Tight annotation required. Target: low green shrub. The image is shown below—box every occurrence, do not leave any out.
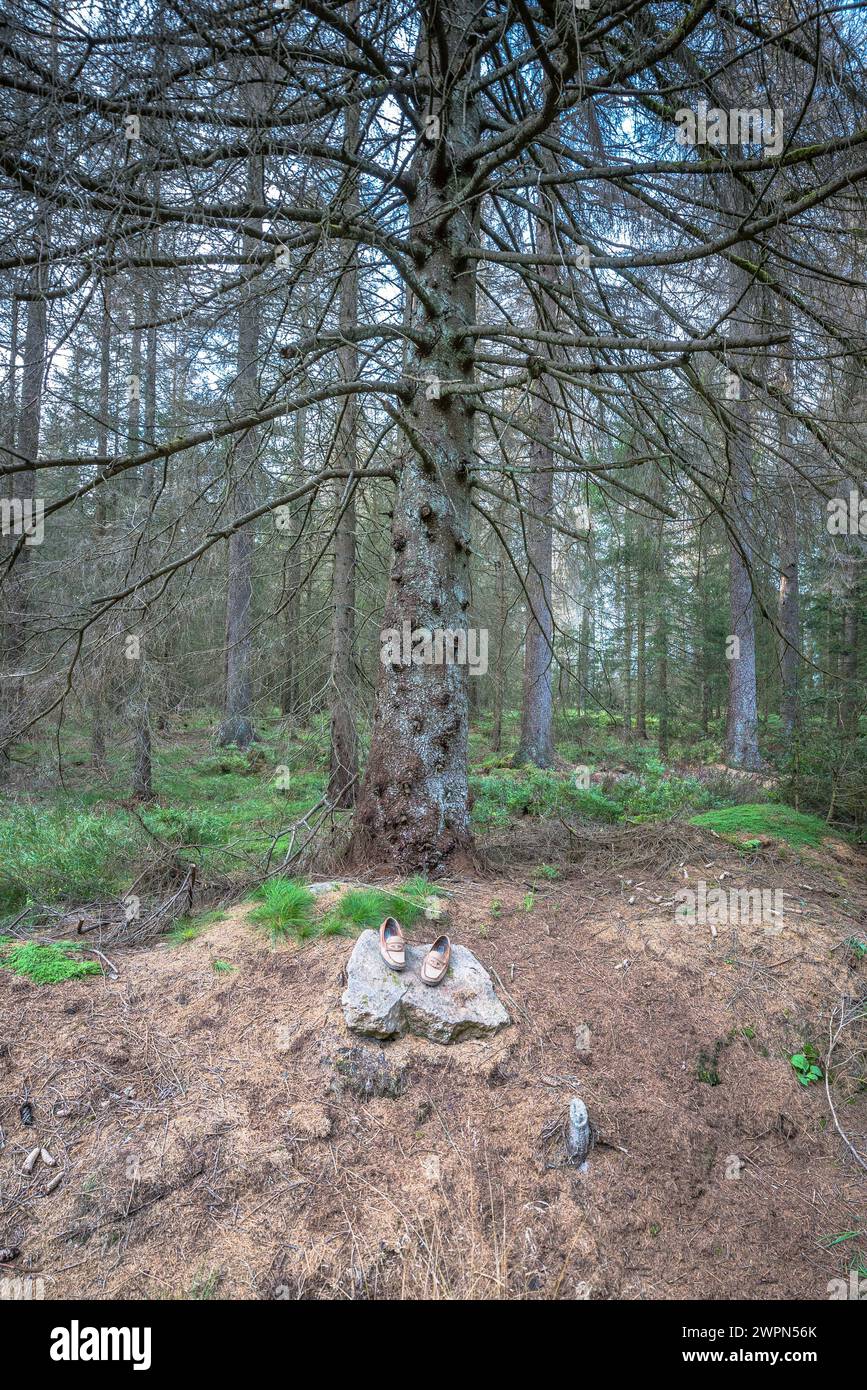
[0,803,137,911]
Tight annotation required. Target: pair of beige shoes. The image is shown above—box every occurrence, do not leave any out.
[379,918,451,985]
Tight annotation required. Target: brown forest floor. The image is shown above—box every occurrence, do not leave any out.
[2,824,866,1300]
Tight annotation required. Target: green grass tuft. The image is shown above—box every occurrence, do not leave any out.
[0,938,101,985]
[319,880,431,938]
[166,908,227,945]
[249,877,316,941]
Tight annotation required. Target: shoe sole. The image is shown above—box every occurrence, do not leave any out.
[380,953,406,971]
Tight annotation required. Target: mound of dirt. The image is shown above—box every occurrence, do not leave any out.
[1,829,865,1300]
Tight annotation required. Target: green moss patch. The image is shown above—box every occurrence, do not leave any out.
[689,803,836,849]
[0,938,102,985]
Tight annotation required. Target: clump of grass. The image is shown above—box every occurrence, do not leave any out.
[167,921,202,944]
[319,880,431,937]
[187,1267,223,1300]
[0,938,101,985]
[696,1040,726,1086]
[249,877,316,941]
[167,908,227,945]
[212,959,234,973]
[141,805,223,847]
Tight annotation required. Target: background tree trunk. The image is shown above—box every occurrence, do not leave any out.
[218,149,262,749]
[7,246,48,674]
[515,190,557,768]
[723,186,761,770]
[327,75,360,807]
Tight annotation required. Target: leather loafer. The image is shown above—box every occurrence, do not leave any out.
[379,916,406,970]
[420,934,451,986]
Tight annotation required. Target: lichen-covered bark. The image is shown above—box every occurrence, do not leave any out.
[350,0,480,870]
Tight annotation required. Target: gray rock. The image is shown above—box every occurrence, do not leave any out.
[342,930,510,1044]
[565,1097,591,1165]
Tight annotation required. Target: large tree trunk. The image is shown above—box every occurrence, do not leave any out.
[327,82,360,807]
[350,0,480,870]
[218,150,262,748]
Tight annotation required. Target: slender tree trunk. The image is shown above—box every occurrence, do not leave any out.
[724,298,761,768]
[0,292,21,778]
[515,190,557,767]
[1,293,18,472]
[840,553,860,732]
[351,0,481,869]
[725,456,761,766]
[6,249,48,674]
[773,334,801,739]
[327,74,360,807]
[719,165,763,768]
[623,557,633,739]
[91,278,112,773]
[695,534,711,736]
[777,474,800,738]
[96,279,112,541]
[280,407,306,718]
[652,473,669,755]
[656,618,669,756]
[129,255,157,801]
[492,552,506,752]
[577,520,595,720]
[636,582,647,739]
[218,149,262,748]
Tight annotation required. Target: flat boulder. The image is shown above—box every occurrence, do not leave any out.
[342,930,510,1044]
